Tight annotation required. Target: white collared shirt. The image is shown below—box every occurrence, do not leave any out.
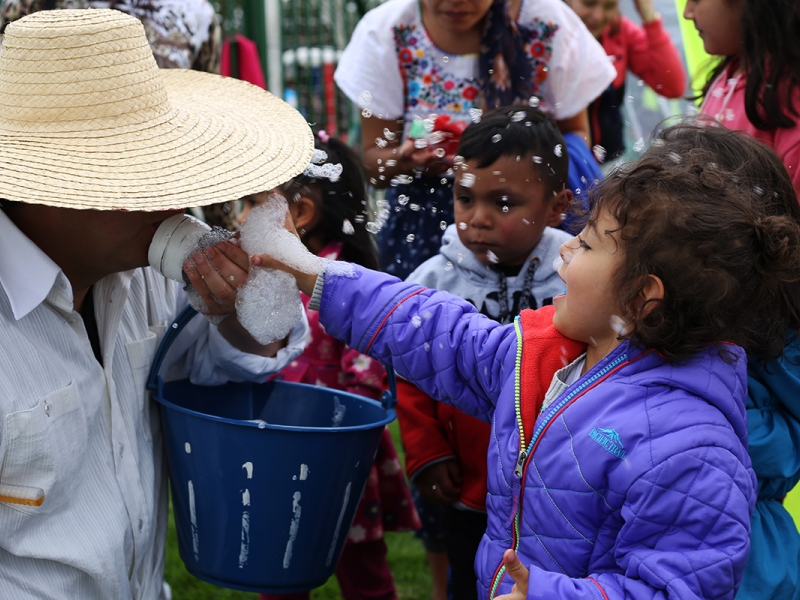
[0,209,307,599]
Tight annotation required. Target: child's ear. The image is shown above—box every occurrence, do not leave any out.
[639,274,665,316]
[547,189,573,227]
[289,195,319,233]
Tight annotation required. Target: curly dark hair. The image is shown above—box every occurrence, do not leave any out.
[457,104,569,197]
[278,136,379,271]
[585,120,800,362]
[699,0,800,130]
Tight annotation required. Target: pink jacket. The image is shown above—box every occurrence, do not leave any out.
[600,16,685,97]
[701,63,800,195]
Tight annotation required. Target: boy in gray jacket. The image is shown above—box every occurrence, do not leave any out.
[396,105,575,600]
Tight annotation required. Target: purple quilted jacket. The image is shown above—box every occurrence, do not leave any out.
[317,266,757,599]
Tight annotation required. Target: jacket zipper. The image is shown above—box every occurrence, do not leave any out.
[488,350,629,599]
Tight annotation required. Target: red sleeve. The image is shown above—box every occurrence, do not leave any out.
[395,378,455,480]
[623,17,686,99]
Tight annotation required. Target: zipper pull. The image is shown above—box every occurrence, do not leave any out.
[513,450,527,477]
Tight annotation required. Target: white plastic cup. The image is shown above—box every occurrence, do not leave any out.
[148,214,212,282]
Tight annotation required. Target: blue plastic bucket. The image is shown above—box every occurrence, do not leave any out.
[147,307,396,593]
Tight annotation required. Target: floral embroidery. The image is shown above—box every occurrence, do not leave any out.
[352,354,374,373]
[393,18,558,115]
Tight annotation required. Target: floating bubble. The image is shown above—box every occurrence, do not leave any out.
[667,152,682,163]
[528,96,540,108]
[414,138,429,149]
[552,256,563,271]
[632,138,646,152]
[411,315,422,328]
[532,156,542,164]
[469,108,483,123]
[511,111,526,122]
[357,90,373,105]
[486,250,499,264]
[383,128,396,141]
[434,147,446,158]
[461,173,476,187]
[554,144,563,158]
[375,137,388,148]
[610,315,630,336]
[592,145,607,163]
[754,185,765,196]
[440,221,448,231]
[342,219,355,235]
[492,134,502,143]
[390,174,414,186]
[444,261,454,271]
[398,194,409,206]
[405,234,416,243]
[458,221,467,230]
[361,108,373,118]
[385,159,398,167]
[442,56,449,63]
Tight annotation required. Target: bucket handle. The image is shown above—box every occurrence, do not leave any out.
[381,366,398,412]
[147,304,399,411]
[146,304,198,393]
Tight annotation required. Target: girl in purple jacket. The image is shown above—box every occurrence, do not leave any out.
[250,122,800,600]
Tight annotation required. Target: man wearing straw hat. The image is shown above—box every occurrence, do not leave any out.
[0,9,314,599]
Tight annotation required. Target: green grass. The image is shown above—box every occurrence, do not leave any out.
[164,421,431,600]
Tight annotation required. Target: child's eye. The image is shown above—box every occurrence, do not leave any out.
[578,236,591,250]
[456,195,473,205]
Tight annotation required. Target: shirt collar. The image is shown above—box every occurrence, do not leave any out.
[0,207,64,320]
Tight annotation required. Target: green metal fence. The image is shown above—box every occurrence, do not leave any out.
[215,0,384,143]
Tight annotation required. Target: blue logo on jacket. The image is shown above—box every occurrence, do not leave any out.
[589,427,627,459]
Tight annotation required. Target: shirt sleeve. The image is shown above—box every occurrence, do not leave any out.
[167,285,310,386]
[317,264,513,423]
[333,3,406,120]
[533,1,616,120]
[623,17,686,99]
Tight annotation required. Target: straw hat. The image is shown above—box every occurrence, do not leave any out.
[0,9,314,211]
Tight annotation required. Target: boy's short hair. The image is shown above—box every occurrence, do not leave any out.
[457,105,569,197]
[586,120,800,362]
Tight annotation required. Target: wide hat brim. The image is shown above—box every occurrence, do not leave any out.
[0,11,314,211]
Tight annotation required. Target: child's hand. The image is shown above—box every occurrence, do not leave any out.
[632,0,658,23]
[399,138,452,175]
[251,212,318,296]
[183,239,249,319]
[495,550,529,600]
[252,252,318,297]
[416,460,462,505]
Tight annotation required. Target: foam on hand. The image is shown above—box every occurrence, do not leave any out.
[237,193,355,345]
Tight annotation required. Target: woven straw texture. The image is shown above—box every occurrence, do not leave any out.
[0,9,314,211]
